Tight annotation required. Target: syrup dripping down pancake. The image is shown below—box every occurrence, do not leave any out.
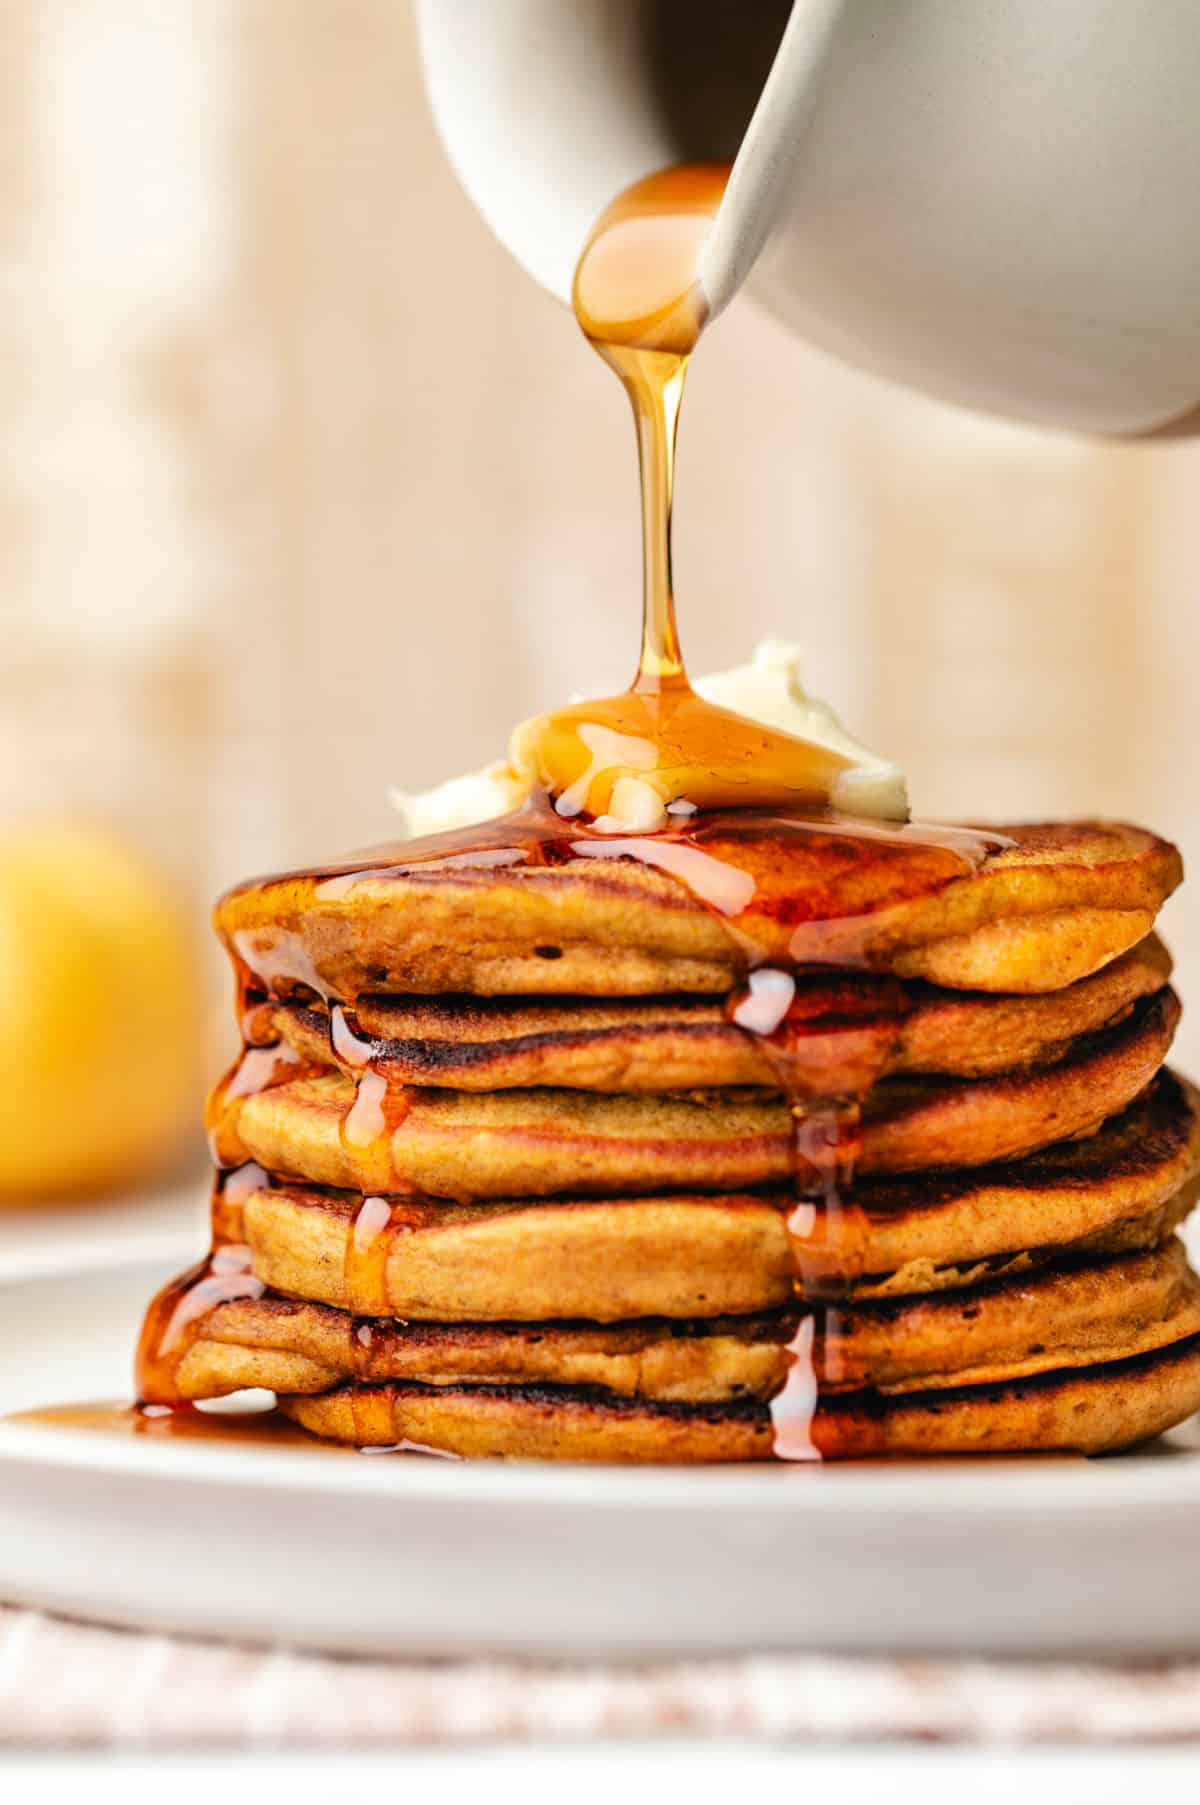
[259,937,1170,1094]
[277,1332,1200,1461]
[217,1074,1200,1321]
[210,989,1178,1199]
[219,819,1179,1000]
[161,1240,1200,1407]
[116,145,1200,1468]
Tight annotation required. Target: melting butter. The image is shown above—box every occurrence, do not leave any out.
[695,640,907,820]
[391,642,907,835]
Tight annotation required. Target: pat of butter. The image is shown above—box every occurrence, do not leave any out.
[695,640,908,820]
[392,760,528,839]
[391,641,907,835]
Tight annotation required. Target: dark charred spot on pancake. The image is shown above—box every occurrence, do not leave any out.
[265,1176,449,1234]
[281,1306,796,1348]
[535,945,564,960]
[313,1332,1200,1429]
[275,981,320,1005]
[327,1378,772,1426]
[387,1036,491,1073]
[293,1005,329,1038]
[394,861,702,912]
[389,1019,730,1074]
[285,992,744,1076]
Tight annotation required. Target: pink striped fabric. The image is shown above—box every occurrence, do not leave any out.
[1,1605,1200,1746]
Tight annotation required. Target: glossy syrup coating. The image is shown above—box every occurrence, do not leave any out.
[122,168,1181,1462]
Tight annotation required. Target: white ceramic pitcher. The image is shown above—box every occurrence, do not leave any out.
[416,0,1200,435]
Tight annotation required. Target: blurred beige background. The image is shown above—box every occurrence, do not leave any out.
[6,0,1200,1067]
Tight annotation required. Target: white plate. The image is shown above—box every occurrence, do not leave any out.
[3,1257,1200,1661]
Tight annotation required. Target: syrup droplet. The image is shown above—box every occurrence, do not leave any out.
[341,1070,389,1152]
[344,1195,396,1317]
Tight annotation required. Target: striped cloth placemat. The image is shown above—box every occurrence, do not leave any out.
[3,1606,1200,1746]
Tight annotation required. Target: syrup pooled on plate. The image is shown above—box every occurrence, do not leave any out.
[10,1399,323,1449]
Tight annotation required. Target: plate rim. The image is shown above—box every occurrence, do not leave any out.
[4,1253,1200,1518]
[4,1412,1200,1516]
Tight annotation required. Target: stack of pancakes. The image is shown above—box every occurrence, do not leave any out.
[137,817,1200,1460]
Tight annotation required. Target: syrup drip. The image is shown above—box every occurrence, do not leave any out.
[138,977,328,1407]
[345,1195,396,1316]
[341,1070,389,1151]
[723,964,906,1455]
[330,1002,374,1067]
[135,1162,269,1406]
[334,1014,418,1440]
[220,1041,306,1104]
[136,1001,418,1426]
[205,1040,317,1171]
[232,957,269,1040]
[331,1002,413,1176]
[339,1069,413,1197]
[341,1197,418,1442]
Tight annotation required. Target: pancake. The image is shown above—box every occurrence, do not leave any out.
[228,1073,1200,1319]
[259,935,1171,1094]
[278,1331,1200,1460]
[218,820,1180,1000]
[164,1240,1200,1406]
[212,989,1178,1199]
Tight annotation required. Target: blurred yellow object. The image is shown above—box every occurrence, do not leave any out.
[0,819,201,1202]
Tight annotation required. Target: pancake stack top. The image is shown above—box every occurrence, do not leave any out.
[135,807,1200,1461]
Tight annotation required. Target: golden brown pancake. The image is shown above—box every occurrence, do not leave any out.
[832,1237,1200,1393]
[134,793,1199,1465]
[228,1073,1200,1319]
[166,1240,1200,1406]
[260,936,1171,1094]
[279,1331,1200,1460]
[219,820,1179,1000]
[213,989,1178,1199]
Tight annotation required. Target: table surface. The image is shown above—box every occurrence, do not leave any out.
[8,1747,1200,1803]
